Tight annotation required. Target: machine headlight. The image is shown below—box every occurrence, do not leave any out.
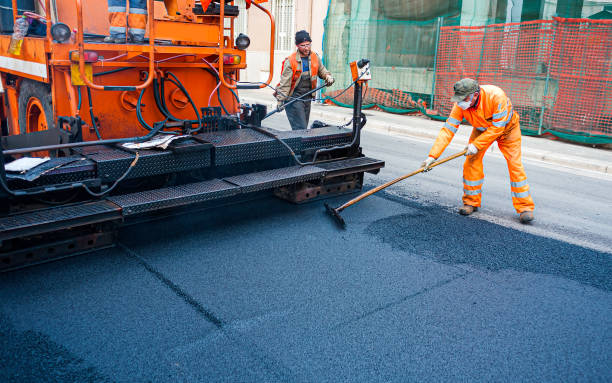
[51,23,72,43]
[235,33,250,50]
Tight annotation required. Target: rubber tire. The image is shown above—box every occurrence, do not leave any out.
[18,79,54,134]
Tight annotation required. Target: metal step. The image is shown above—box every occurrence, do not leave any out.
[107,179,239,216]
[0,201,121,241]
[224,165,325,193]
[314,157,385,177]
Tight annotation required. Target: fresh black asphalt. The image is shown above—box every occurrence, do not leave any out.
[1,126,611,382]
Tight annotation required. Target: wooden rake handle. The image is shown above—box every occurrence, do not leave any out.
[336,149,468,212]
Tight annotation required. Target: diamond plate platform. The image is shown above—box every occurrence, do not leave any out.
[107,179,239,216]
[79,143,211,182]
[0,201,121,241]
[223,165,325,193]
[198,129,290,166]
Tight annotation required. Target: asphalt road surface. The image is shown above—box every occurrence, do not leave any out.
[1,115,611,382]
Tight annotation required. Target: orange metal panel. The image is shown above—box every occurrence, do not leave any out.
[54,67,239,141]
[55,0,110,36]
[0,36,49,82]
[153,20,221,44]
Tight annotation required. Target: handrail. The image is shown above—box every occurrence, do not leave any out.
[75,0,155,91]
[218,0,275,89]
[11,0,16,23]
[45,0,51,45]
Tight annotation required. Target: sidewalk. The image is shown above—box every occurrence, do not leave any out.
[238,89,612,175]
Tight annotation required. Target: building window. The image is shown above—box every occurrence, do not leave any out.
[270,0,295,51]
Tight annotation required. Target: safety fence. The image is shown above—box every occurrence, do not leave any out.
[324,87,444,120]
[433,17,612,143]
[323,10,612,144]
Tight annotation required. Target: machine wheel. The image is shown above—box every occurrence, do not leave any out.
[18,79,54,134]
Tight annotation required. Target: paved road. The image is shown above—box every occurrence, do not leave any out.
[1,117,611,382]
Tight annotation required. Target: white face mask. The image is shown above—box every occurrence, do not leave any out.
[457,93,474,110]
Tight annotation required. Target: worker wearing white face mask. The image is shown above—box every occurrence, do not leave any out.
[420,78,535,224]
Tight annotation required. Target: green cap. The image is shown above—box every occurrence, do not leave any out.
[450,78,479,102]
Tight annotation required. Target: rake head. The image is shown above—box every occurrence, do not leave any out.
[324,203,346,228]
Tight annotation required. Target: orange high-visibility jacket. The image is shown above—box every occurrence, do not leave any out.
[429,85,519,159]
[275,51,332,101]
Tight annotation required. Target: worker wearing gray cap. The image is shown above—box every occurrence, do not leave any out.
[421,78,535,223]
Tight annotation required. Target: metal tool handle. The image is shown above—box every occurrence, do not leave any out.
[336,148,468,212]
[263,83,327,120]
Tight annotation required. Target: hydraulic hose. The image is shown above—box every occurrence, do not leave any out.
[165,71,202,132]
[153,78,180,122]
[86,87,102,139]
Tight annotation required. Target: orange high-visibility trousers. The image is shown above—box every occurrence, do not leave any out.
[108,0,147,39]
[462,123,535,213]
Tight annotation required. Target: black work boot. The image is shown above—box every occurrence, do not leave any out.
[519,211,534,224]
[103,35,126,44]
[458,204,477,216]
[129,33,145,44]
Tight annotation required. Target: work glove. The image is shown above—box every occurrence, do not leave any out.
[324,75,335,86]
[421,156,436,172]
[465,143,478,156]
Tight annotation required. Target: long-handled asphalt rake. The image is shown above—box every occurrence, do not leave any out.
[324,149,468,227]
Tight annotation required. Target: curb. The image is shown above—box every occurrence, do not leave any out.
[241,96,611,175]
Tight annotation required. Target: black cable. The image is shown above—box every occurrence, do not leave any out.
[136,87,156,132]
[86,87,102,139]
[77,86,82,111]
[93,67,134,77]
[153,78,180,122]
[199,68,231,116]
[223,73,241,104]
[81,152,140,197]
[165,71,202,132]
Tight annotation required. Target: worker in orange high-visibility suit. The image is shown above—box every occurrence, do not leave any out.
[421,78,535,223]
[105,0,148,44]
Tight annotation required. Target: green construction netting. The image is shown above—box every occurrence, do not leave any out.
[322,0,461,116]
[321,0,612,144]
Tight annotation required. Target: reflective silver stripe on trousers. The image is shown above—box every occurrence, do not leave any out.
[448,117,461,125]
[476,127,487,132]
[512,191,530,198]
[463,178,484,186]
[444,122,458,133]
[510,179,528,188]
[464,189,482,195]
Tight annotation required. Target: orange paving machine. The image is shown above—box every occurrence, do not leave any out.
[0,0,384,270]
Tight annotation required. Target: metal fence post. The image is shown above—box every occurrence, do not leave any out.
[430,16,442,109]
[475,25,488,79]
[538,20,558,135]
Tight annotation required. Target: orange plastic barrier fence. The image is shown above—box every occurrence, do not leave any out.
[433,17,612,143]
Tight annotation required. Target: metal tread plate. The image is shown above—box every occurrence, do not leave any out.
[198,129,292,165]
[78,144,211,182]
[0,201,121,241]
[274,127,353,151]
[107,179,239,216]
[223,165,325,193]
[314,156,385,176]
